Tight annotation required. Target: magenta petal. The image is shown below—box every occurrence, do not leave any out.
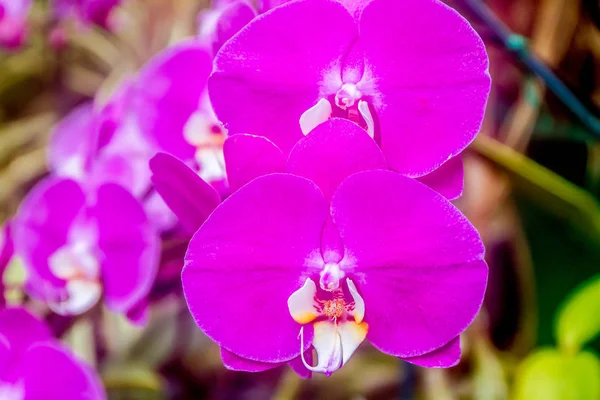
[221,348,282,372]
[0,0,31,49]
[211,1,256,54]
[183,174,328,362]
[93,183,160,313]
[287,118,386,200]
[416,156,464,200]
[223,134,286,192]
[22,343,106,400]
[48,102,96,178]
[331,171,487,357]
[337,0,371,17]
[288,350,312,379]
[0,333,10,374]
[0,308,51,357]
[0,0,31,17]
[13,178,86,290]
[126,299,149,326]
[209,0,357,153]
[134,40,212,160]
[402,336,461,368]
[360,0,490,176]
[79,0,121,29]
[150,153,221,233]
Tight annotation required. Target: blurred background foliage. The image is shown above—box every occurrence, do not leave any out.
[2,0,600,399]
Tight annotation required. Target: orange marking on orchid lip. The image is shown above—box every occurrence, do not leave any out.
[293,312,318,325]
[323,298,345,320]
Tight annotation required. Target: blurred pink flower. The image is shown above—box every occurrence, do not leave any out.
[12,177,159,320]
[0,307,105,399]
[0,0,30,49]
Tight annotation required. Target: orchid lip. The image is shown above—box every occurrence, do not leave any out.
[288,278,368,375]
[299,98,332,135]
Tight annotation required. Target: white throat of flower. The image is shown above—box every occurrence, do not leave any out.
[183,107,228,183]
[0,381,24,400]
[48,239,101,315]
[299,96,374,138]
[287,277,368,375]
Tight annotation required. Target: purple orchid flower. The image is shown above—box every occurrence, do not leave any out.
[0,307,106,399]
[0,0,30,49]
[173,119,487,375]
[208,0,490,179]
[12,177,159,319]
[52,0,122,29]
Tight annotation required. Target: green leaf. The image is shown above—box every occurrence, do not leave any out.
[516,197,600,348]
[513,348,600,400]
[556,275,600,353]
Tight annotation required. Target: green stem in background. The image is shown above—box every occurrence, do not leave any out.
[457,0,600,138]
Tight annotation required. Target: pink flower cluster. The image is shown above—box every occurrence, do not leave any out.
[4,0,491,391]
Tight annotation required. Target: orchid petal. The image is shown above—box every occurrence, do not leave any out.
[331,170,487,357]
[360,0,490,176]
[223,134,286,192]
[288,350,312,379]
[403,336,461,368]
[150,152,221,233]
[416,156,464,200]
[183,174,329,362]
[220,348,281,372]
[22,343,106,400]
[0,308,51,357]
[48,102,96,179]
[287,118,386,200]
[134,40,212,160]
[13,178,86,297]
[93,183,160,314]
